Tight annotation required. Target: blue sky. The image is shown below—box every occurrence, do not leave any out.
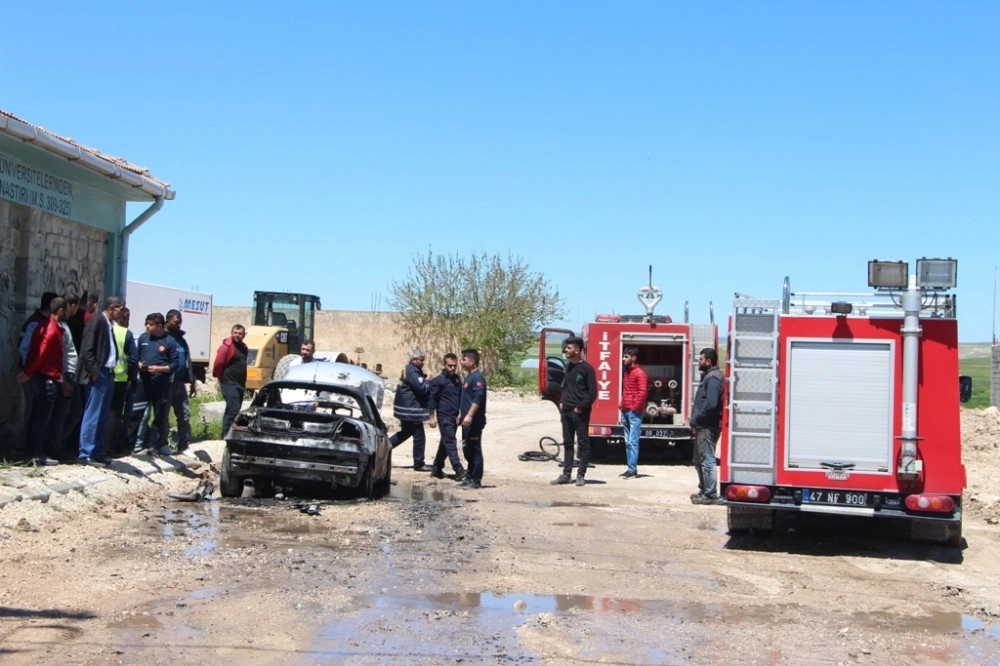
[3,2,997,342]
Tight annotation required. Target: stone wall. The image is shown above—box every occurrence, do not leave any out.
[210,306,425,379]
[1,199,108,452]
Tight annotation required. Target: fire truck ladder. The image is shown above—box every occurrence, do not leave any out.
[727,296,780,485]
[689,323,718,421]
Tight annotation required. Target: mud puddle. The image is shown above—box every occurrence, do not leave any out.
[121,484,1000,665]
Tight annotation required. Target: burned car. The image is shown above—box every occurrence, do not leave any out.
[221,362,391,499]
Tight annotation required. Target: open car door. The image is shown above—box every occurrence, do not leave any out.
[538,328,574,404]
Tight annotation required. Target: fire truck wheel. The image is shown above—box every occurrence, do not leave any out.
[677,441,693,462]
[910,518,963,547]
[590,438,608,460]
[726,506,775,533]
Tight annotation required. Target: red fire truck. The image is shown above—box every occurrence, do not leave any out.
[720,258,965,545]
[539,275,718,459]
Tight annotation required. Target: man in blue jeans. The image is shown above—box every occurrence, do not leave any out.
[212,325,248,437]
[618,346,648,480]
[78,296,124,465]
[690,348,724,504]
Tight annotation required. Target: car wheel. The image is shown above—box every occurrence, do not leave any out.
[356,454,375,500]
[220,446,242,498]
[376,449,392,497]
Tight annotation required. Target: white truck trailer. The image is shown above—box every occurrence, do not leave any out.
[124,281,213,382]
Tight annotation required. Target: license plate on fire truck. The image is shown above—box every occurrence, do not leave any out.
[801,489,870,507]
[641,428,669,438]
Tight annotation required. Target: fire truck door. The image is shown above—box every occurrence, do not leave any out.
[539,328,575,403]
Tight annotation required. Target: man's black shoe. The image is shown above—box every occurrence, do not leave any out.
[622,471,637,479]
[430,467,445,479]
[414,464,434,472]
[462,479,482,490]
[453,469,467,482]
[550,473,572,485]
[691,494,721,505]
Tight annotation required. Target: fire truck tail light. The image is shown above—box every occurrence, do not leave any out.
[590,426,611,436]
[725,485,772,503]
[904,495,955,513]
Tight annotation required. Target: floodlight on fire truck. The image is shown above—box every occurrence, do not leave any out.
[915,258,958,290]
[868,260,908,290]
[830,301,853,316]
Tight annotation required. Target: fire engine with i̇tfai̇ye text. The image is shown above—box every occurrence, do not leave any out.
[720,258,966,545]
[539,270,718,460]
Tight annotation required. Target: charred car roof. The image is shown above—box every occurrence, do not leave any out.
[278,361,385,407]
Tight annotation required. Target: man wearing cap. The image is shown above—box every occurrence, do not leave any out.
[390,349,432,471]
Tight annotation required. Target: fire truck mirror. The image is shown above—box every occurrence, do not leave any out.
[959,376,973,403]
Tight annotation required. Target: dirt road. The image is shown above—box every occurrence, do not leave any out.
[2,395,999,665]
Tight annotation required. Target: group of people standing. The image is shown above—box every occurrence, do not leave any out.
[15,292,199,466]
[387,348,488,490]
[385,338,723,500]
[548,336,725,501]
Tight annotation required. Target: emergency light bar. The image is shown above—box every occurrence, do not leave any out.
[916,258,958,290]
[868,260,908,290]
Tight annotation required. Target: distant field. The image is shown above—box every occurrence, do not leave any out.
[959,343,995,360]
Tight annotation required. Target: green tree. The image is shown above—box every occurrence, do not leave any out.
[389,251,566,380]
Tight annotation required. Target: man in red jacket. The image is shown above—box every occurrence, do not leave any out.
[17,296,69,465]
[213,324,248,436]
[618,346,648,479]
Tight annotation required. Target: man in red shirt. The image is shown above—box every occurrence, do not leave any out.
[17,296,69,465]
[618,346,648,480]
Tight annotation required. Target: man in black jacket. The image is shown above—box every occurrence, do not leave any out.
[78,296,124,465]
[427,352,465,481]
[551,336,597,487]
[690,348,724,504]
[389,349,432,471]
[165,309,196,452]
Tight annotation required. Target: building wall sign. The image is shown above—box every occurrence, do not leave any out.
[0,151,76,220]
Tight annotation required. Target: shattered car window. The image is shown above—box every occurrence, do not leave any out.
[254,385,362,417]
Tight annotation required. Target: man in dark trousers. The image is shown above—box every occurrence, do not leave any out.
[165,309,196,452]
[78,296,124,465]
[690,348,724,504]
[389,349,432,471]
[212,324,248,437]
[458,348,487,489]
[17,296,68,466]
[427,352,465,481]
[135,312,180,456]
[551,336,597,487]
[14,291,58,461]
